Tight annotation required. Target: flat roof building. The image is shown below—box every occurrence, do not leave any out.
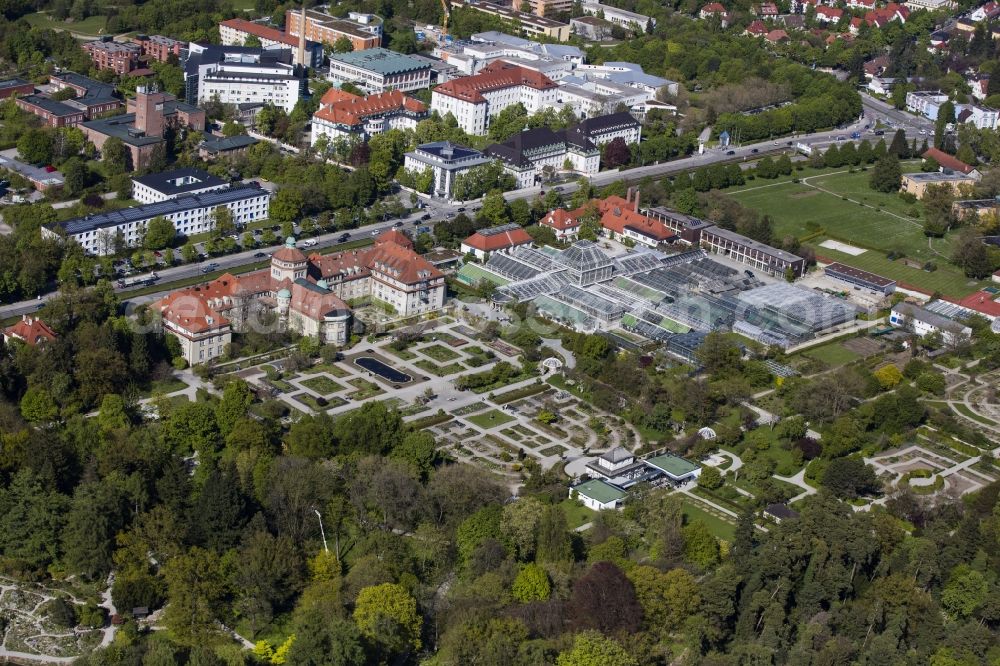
[467,2,572,41]
[402,141,492,200]
[0,78,34,100]
[15,94,85,128]
[185,44,307,113]
[824,262,896,295]
[219,18,323,69]
[285,8,382,52]
[901,172,978,199]
[133,34,184,63]
[132,168,229,204]
[328,47,432,94]
[570,479,627,510]
[199,134,259,159]
[83,38,142,75]
[43,184,271,255]
[580,1,654,31]
[700,226,805,277]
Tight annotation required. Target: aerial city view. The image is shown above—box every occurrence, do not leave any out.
[1,0,1000,662]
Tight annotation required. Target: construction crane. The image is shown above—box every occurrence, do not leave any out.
[440,0,451,37]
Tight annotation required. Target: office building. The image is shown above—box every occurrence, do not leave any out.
[285,8,382,51]
[328,47,431,93]
[185,44,307,113]
[580,1,654,31]
[823,262,896,295]
[431,61,558,135]
[466,3,572,40]
[133,34,184,63]
[219,18,324,68]
[524,0,574,17]
[42,184,271,255]
[0,78,34,100]
[485,126,600,187]
[700,226,805,277]
[15,95,85,128]
[131,168,229,204]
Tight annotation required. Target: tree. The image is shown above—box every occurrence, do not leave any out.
[480,190,511,226]
[536,505,572,564]
[285,611,366,666]
[488,103,528,142]
[17,128,53,164]
[682,520,720,568]
[602,138,631,169]
[0,470,69,571]
[102,136,130,175]
[212,206,235,237]
[62,481,125,580]
[556,631,638,666]
[512,563,551,602]
[568,562,643,634]
[144,216,176,249]
[352,583,422,656]
[951,230,996,278]
[62,158,89,195]
[698,466,723,490]
[628,566,700,633]
[888,128,908,158]
[695,331,742,376]
[215,379,253,437]
[333,36,354,53]
[821,457,880,498]
[922,184,956,236]
[869,155,902,192]
[940,566,988,619]
[163,547,228,645]
[20,386,58,423]
[934,100,955,149]
[874,364,903,389]
[270,189,303,226]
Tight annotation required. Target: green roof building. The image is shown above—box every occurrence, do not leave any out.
[571,479,627,511]
[328,47,432,94]
[645,453,701,482]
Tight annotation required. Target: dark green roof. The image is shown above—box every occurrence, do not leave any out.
[573,479,626,504]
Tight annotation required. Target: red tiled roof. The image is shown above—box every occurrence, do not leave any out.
[433,61,557,104]
[540,208,582,230]
[289,281,349,319]
[816,6,843,20]
[746,19,768,35]
[922,147,975,175]
[701,2,726,12]
[766,29,790,42]
[272,244,308,263]
[595,195,675,241]
[221,18,299,48]
[375,228,414,250]
[367,241,443,284]
[462,225,534,252]
[158,287,231,334]
[3,315,56,346]
[313,89,427,128]
[320,87,360,106]
[952,291,1000,318]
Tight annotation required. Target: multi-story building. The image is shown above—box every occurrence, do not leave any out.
[328,48,431,93]
[905,90,949,119]
[42,184,271,255]
[83,38,142,74]
[485,126,599,187]
[574,61,677,96]
[310,88,427,146]
[218,18,323,69]
[555,77,649,118]
[41,72,122,120]
[15,95,85,128]
[3,314,57,347]
[699,226,805,277]
[591,189,676,247]
[580,1,654,32]
[131,168,228,204]
[0,78,34,100]
[133,34,184,63]
[524,0,574,17]
[285,8,382,51]
[466,3,572,41]
[901,172,979,199]
[402,141,493,199]
[185,44,307,113]
[956,103,999,130]
[84,87,205,172]
[889,302,971,344]
[570,16,613,40]
[431,61,558,135]
[574,111,642,145]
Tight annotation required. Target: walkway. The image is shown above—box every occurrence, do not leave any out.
[774,469,816,503]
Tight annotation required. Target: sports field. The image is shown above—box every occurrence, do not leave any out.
[726,167,987,297]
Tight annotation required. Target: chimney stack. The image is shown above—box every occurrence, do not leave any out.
[633,189,640,213]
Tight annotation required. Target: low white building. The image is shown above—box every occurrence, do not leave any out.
[890,302,972,344]
[430,60,559,135]
[957,103,999,130]
[580,1,655,32]
[570,479,627,511]
[575,111,642,146]
[574,61,678,97]
[42,185,271,255]
[402,141,493,200]
[131,168,228,204]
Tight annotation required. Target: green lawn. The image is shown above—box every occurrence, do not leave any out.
[800,341,861,367]
[559,498,598,529]
[414,359,466,376]
[347,378,382,400]
[143,377,187,397]
[681,500,736,541]
[25,12,108,35]
[952,402,998,426]
[466,409,516,429]
[300,375,345,396]
[726,166,988,298]
[420,344,462,362]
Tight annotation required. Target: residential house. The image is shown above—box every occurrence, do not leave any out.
[745,19,769,36]
[461,223,534,260]
[539,208,582,240]
[2,315,56,346]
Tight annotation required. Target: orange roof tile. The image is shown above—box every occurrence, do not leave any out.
[922,147,975,175]
[462,226,534,252]
[952,291,1000,318]
[3,315,56,346]
[540,208,582,230]
[375,228,414,250]
[313,89,427,128]
[221,18,299,48]
[433,61,557,104]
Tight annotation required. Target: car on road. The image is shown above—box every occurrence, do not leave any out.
[850,132,861,139]
[303,239,318,248]
[338,233,350,242]
[253,252,266,258]
[201,262,220,274]
[919,129,927,135]
[371,229,380,236]
[750,148,758,154]
[874,129,885,136]
[786,141,793,146]
[418,226,431,234]
[421,213,431,221]
[457,207,466,212]
[836,136,846,141]
[726,150,735,155]
[394,221,404,227]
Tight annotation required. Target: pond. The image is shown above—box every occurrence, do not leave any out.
[355,357,412,383]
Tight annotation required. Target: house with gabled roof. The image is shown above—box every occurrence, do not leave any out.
[461,224,534,260]
[3,315,57,347]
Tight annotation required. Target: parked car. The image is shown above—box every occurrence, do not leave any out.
[457,207,466,212]
[726,150,735,155]
[253,252,266,258]
[421,213,431,221]
[338,233,350,242]
[750,148,758,154]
